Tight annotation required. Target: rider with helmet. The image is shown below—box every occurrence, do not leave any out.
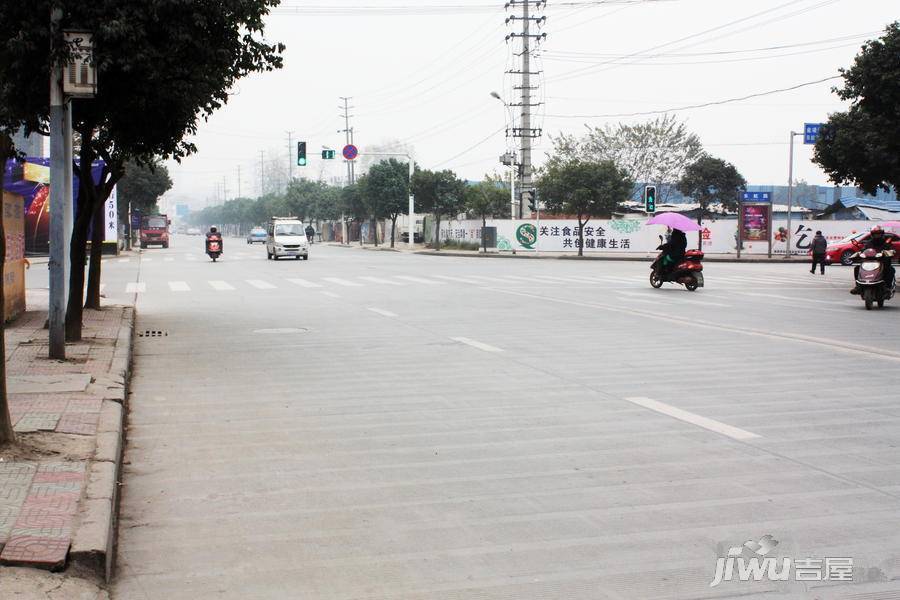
[852,226,895,294]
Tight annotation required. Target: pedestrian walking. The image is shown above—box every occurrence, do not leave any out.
[810,230,828,274]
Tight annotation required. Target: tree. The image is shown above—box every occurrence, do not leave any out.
[464,175,509,252]
[117,160,173,219]
[0,2,284,338]
[538,159,633,256]
[340,184,367,244]
[361,159,410,248]
[0,132,16,444]
[412,169,466,251]
[571,115,704,202]
[814,22,900,195]
[676,155,747,248]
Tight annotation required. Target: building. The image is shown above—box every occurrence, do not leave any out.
[814,197,900,220]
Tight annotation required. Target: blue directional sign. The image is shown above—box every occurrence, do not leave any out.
[804,123,824,145]
[742,192,771,202]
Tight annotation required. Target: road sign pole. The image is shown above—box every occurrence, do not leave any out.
[786,131,798,259]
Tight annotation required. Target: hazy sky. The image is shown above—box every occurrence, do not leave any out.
[162,0,899,211]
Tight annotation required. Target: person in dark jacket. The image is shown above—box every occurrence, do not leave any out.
[659,228,687,275]
[810,231,827,274]
[305,224,315,244]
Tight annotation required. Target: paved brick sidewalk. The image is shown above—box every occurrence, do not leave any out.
[0,290,133,577]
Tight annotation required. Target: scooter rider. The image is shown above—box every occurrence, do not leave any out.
[851,226,894,294]
[658,228,687,277]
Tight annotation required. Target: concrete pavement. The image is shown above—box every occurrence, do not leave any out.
[109,235,900,599]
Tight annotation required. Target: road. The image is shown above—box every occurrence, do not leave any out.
[79,235,900,599]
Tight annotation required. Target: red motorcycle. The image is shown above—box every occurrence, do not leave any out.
[650,249,705,291]
[206,234,223,262]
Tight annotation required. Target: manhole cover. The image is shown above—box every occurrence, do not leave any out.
[138,330,168,338]
[252,328,309,335]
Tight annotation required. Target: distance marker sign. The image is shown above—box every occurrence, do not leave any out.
[342,144,359,161]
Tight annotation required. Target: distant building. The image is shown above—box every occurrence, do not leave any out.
[814,197,900,220]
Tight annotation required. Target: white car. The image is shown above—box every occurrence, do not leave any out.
[266,219,309,260]
[186,227,201,236]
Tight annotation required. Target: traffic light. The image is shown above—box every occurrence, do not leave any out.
[297,141,307,166]
[644,185,657,213]
[321,149,336,160]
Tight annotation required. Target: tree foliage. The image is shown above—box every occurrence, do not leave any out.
[555,115,703,202]
[359,159,410,247]
[538,159,633,256]
[411,169,466,251]
[677,154,746,248]
[464,175,509,252]
[117,160,173,218]
[814,22,900,195]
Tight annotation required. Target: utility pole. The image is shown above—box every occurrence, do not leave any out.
[286,131,294,187]
[222,176,228,205]
[259,151,265,197]
[505,0,546,219]
[339,96,355,245]
[48,7,70,359]
[237,165,242,199]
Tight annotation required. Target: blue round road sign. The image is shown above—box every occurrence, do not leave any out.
[342,144,359,161]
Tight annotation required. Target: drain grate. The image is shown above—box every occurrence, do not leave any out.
[138,330,168,338]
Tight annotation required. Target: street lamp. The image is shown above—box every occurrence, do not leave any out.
[785,130,802,259]
[490,91,518,221]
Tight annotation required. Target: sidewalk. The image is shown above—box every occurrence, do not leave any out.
[0,290,133,594]
[326,242,810,263]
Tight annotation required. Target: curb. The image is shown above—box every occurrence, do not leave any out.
[70,306,134,582]
[412,250,810,264]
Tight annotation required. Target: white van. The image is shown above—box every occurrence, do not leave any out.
[266,218,309,260]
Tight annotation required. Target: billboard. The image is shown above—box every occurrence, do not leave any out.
[2,157,106,255]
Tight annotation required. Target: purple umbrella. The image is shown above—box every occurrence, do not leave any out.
[645,212,702,232]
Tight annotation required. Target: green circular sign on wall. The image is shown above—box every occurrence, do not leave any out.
[516,223,537,249]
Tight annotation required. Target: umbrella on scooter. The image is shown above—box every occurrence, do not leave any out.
[645,212,702,232]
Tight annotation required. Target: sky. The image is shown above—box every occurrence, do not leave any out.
[161,0,899,212]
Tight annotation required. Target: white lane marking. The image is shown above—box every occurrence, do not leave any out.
[246,279,276,290]
[323,277,363,287]
[368,307,398,318]
[126,282,146,294]
[433,275,481,284]
[736,291,848,306]
[491,286,900,363]
[674,298,731,308]
[168,281,191,292]
[209,281,235,291]
[617,296,656,305]
[532,275,594,284]
[117,258,130,264]
[359,276,404,286]
[501,275,533,281]
[287,278,323,289]
[624,397,761,441]
[321,291,341,298]
[143,258,153,262]
[451,337,503,353]
[395,275,445,285]
[164,257,175,263]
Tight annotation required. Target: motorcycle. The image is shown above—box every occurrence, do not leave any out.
[206,234,223,262]
[650,249,705,292]
[854,248,895,310]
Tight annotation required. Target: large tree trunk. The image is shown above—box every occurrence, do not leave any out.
[66,148,98,342]
[84,200,105,309]
[373,217,378,247]
[578,215,586,257]
[0,134,16,444]
[390,216,397,248]
[434,214,442,251]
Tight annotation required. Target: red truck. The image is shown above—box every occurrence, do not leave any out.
[140,214,170,249]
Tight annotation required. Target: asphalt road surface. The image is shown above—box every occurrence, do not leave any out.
[49,235,900,599]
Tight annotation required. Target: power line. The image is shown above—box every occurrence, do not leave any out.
[544,75,841,119]
[432,125,506,169]
[271,0,676,16]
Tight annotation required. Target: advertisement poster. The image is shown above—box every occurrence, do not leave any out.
[2,157,105,255]
[741,204,770,242]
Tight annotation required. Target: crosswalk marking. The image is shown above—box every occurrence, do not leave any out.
[451,337,503,353]
[323,277,363,287]
[117,258,130,264]
[432,275,481,284]
[368,307,398,318]
[287,278,323,289]
[359,276,404,285]
[143,258,153,262]
[168,281,191,292]
[126,282,146,294]
[246,280,276,290]
[321,291,341,298]
[209,281,235,291]
[164,257,175,262]
[395,275,445,285]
